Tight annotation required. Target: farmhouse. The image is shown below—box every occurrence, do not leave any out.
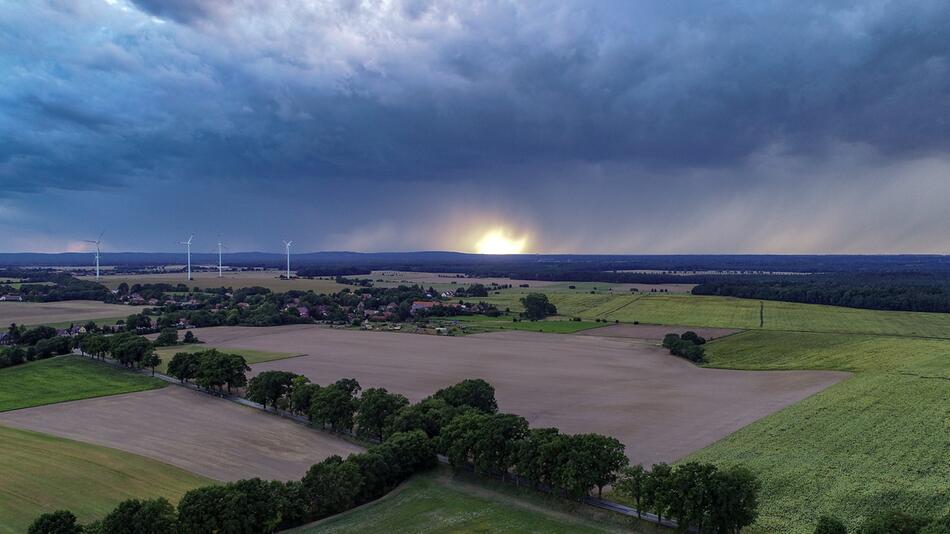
[410,301,438,314]
[0,295,22,302]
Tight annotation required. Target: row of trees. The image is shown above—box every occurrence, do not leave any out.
[78,332,162,373]
[662,332,707,363]
[28,429,437,534]
[614,462,759,533]
[166,349,249,393]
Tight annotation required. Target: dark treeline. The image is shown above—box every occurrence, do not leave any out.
[693,272,950,313]
[296,266,372,277]
[0,271,111,302]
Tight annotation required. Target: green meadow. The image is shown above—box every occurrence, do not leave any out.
[0,425,211,534]
[483,290,950,338]
[0,356,165,412]
[681,331,950,533]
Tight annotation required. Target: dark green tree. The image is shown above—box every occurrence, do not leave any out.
[310,383,359,431]
[519,293,557,320]
[166,352,200,383]
[356,387,409,441]
[432,378,498,413]
[154,328,178,347]
[28,510,82,534]
[615,464,647,518]
[708,465,761,534]
[247,370,298,410]
[302,456,363,518]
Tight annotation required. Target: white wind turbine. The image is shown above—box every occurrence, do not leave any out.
[283,240,293,280]
[215,236,227,278]
[84,232,104,280]
[179,233,195,281]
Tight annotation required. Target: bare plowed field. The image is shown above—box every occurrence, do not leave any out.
[193,325,847,466]
[0,387,362,481]
[0,300,145,326]
[577,324,741,341]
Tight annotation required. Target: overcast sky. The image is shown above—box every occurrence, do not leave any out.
[2,0,950,254]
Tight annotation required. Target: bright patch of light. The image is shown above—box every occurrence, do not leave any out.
[475,229,527,254]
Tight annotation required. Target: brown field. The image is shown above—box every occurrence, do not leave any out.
[192,325,847,466]
[0,300,146,326]
[80,270,347,293]
[0,386,362,481]
[577,324,741,342]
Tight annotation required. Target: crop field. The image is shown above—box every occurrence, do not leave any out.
[153,344,300,374]
[0,300,146,326]
[0,425,211,534]
[431,314,605,334]
[293,469,636,534]
[0,356,165,412]
[191,324,845,466]
[0,386,364,481]
[483,291,950,338]
[81,270,348,293]
[679,331,950,533]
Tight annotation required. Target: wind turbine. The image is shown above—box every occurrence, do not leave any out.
[283,240,293,280]
[84,232,103,281]
[215,236,227,278]
[179,233,195,281]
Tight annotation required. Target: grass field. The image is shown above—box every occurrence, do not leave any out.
[0,425,211,534]
[153,344,300,374]
[293,469,641,533]
[482,291,950,338]
[82,270,347,293]
[432,314,605,334]
[0,356,165,412]
[678,331,950,533]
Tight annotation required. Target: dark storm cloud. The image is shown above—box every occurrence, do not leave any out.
[2,0,950,252]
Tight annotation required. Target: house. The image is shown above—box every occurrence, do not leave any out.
[296,306,310,318]
[0,294,22,302]
[0,332,9,345]
[410,301,438,314]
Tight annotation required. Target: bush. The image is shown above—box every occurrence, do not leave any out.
[858,510,931,534]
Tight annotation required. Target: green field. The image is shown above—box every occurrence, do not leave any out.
[153,344,300,374]
[679,331,950,533]
[483,290,950,338]
[0,356,166,412]
[432,314,605,334]
[294,470,641,534]
[0,425,211,534]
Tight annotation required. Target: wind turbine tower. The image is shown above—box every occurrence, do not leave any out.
[217,237,224,278]
[283,240,293,280]
[84,232,103,281]
[179,233,195,281]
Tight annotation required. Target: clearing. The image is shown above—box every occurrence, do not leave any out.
[292,468,644,533]
[680,331,950,533]
[0,356,165,412]
[0,386,364,481]
[0,300,145,327]
[190,324,845,466]
[0,425,210,534]
[81,270,347,293]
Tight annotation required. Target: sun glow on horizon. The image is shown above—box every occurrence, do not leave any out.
[475,228,528,254]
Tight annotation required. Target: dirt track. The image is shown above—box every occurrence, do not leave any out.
[194,325,848,466]
[577,324,740,341]
[0,386,362,481]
